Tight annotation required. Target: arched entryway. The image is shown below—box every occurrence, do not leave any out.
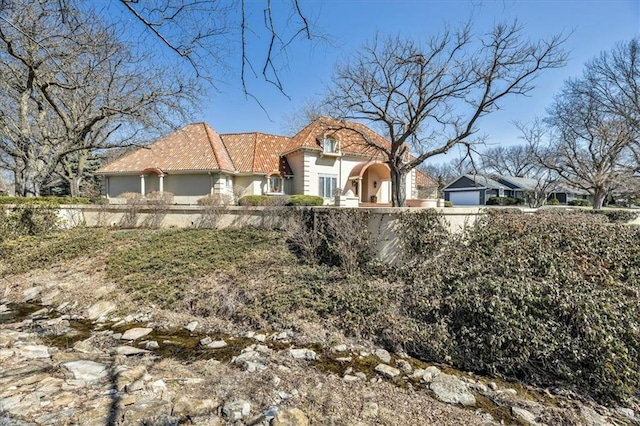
[140,167,165,195]
[347,161,391,203]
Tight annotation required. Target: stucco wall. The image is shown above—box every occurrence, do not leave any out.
[106,175,140,197]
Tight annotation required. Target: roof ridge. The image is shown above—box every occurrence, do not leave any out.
[251,133,259,173]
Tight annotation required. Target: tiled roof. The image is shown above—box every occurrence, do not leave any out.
[95,123,234,174]
[221,133,293,175]
[288,116,388,158]
[415,169,436,187]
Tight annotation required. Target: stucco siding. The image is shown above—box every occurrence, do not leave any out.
[164,174,211,197]
[107,175,140,197]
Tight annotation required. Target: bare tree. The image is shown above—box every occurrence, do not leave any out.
[479,144,537,177]
[0,0,195,196]
[325,22,567,206]
[523,107,638,210]
[116,0,315,102]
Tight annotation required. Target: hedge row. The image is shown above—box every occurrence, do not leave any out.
[0,195,95,205]
[238,194,324,206]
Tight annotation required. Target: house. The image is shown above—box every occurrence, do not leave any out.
[443,174,508,205]
[443,173,592,206]
[95,117,436,205]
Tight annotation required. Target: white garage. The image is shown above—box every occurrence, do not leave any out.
[448,190,481,206]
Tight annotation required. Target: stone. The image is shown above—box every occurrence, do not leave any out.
[374,363,401,379]
[512,407,539,425]
[335,357,352,363]
[116,365,148,391]
[332,344,347,352]
[86,301,116,320]
[355,372,367,380]
[73,340,102,354]
[121,327,153,340]
[396,359,412,373]
[272,408,309,426]
[62,360,109,382]
[615,408,636,421]
[114,345,150,356]
[18,345,50,359]
[184,321,199,332]
[289,348,317,361]
[244,361,268,372]
[361,401,379,418]
[145,340,159,350]
[422,366,441,383]
[429,373,476,406]
[580,406,613,426]
[222,400,250,420]
[373,348,391,364]
[206,340,228,349]
[488,381,498,391]
[254,333,267,342]
[152,379,167,393]
[23,286,41,302]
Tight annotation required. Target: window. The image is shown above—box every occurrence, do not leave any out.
[322,137,338,154]
[269,176,282,193]
[319,174,338,198]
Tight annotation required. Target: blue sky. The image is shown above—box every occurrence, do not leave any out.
[195,0,639,160]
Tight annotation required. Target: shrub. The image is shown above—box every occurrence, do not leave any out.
[486,196,522,206]
[0,196,91,205]
[262,195,288,206]
[287,195,324,206]
[568,199,591,207]
[548,197,560,205]
[197,194,233,206]
[399,211,640,404]
[444,200,453,207]
[238,195,267,206]
[587,209,640,224]
[142,191,174,229]
[399,209,450,259]
[117,192,144,228]
[1,202,60,236]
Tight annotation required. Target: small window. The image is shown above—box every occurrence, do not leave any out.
[319,174,338,198]
[269,176,282,193]
[322,137,338,154]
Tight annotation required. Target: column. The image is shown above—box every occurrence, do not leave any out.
[140,175,145,195]
[357,179,363,203]
[159,174,164,193]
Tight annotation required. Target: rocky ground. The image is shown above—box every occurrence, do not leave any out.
[1,264,639,425]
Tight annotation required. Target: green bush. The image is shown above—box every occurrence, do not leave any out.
[399,211,640,404]
[0,196,91,205]
[197,194,233,206]
[486,196,523,206]
[548,197,560,205]
[568,199,591,207]
[238,195,267,206]
[444,200,453,207]
[0,202,60,237]
[287,195,324,206]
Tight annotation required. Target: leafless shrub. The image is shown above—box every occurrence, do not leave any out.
[285,211,323,264]
[118,192,144,228]
[142,191,174,229]
[195,194,232,229]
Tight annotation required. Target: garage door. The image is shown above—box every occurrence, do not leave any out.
[449,190,480,206]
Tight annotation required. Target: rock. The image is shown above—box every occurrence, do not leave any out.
[184,321,199,332]
[615,408,636,421]
[23,286,41,302]
[361,401,379,418]
[86,301,116,320]
[373,348,391,364]
[121,327,153,340]
[289,348,317,361]
[374,363,401,379]
[222,400,250,421]
[422,366,441,383]
[41,289,60,305]
[396,359,412,373]
[332,344,347,352]
[244,361,267,372]
[429,373,476,406]
[172,396,217,417]
[73,340,102,354]
[580,406,613,426]
[335,357,352,363]
[263,406,278,420]
[355,372,367,380]
[233,350,260,364]
[254,333,267,342]
[488,381,498,391]
[18,345,50,359]
[116,365,148,391]
[206,340,228,349]
[114,346,150,356]
[200,336,212,346]
[512,407,539,425]
[151,379,167,393]
[272,408,309,426]
[145,340,159,350]
[62,360,109,382]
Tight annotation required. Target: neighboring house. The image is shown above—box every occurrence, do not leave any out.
[444,173,592,206]
[443,174,507,206]
[95,117,436,205]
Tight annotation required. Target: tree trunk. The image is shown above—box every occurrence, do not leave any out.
[69,176,82,197]
[390,166,408,207]
[592,187,606,210]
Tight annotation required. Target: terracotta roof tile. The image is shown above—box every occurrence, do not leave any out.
[288,116,388,158]
[221,132,293,175]
[415,169,436,187]
[95,123,233,174]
